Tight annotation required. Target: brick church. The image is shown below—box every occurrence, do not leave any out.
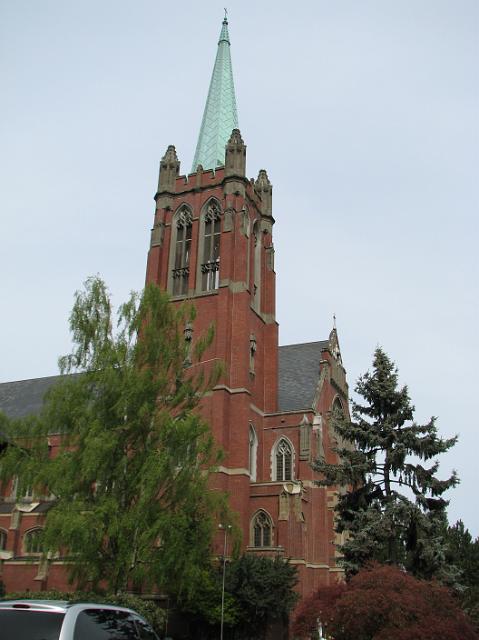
[0,16,349,599]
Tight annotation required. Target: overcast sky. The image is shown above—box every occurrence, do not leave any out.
[1,1,478,535]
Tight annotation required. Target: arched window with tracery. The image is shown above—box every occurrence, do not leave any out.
[274,437,293,481]
[172,206,193,296]
[200,200,221,291]
[251,510,273,547]
[249,424,258,482]
[24,528,43,554]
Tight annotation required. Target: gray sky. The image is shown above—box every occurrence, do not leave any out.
[1,1,478,535]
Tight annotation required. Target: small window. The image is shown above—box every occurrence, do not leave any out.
[201,201,221,291]
[275,438,293,481]
[24,528,42,554]
[252,510,273,547]
[249,424,258,482]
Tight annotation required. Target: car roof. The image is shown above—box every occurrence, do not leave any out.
[0,600,138,614]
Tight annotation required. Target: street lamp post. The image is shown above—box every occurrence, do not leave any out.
[218,523,231,640]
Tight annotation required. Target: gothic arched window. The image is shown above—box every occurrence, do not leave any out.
[172,206,193,296]
[274,438,293,481]
[251,510,273,548]
[200,200,221,291]
[249,424,258,482]
[332,397,344,418]
[24,528,43,554]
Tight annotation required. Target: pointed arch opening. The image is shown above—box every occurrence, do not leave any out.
[197,199,222,292]
[23,527,43,555]
[251,510,273,548]
[272,437,294,482]
[169,204,193,297]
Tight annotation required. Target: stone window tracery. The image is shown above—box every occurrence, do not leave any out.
[201,201,221,291]
[252,510,273,547]
[274,438,293,481]
[172,206,193,296]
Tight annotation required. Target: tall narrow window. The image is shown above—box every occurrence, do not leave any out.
[252,511,273,547]
[201,201,221,291]
[249,424,258,482]
[252,220,262,312]
[275,438,293,481]
[172,207,192,296]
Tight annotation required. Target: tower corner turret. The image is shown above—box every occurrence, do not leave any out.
[254,169,273,218]
[157,145,180,194]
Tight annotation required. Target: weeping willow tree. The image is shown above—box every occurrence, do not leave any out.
[0,277,227,595]
[314,347,459,582]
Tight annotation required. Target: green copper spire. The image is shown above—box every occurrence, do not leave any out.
[191,14,239,172]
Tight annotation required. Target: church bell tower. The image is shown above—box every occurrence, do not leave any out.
[144,15,348,597]
[145,15,279,520]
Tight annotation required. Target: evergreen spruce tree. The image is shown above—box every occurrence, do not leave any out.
[0,277,227,595]
[314,347,459,580]
[445,520,479,630]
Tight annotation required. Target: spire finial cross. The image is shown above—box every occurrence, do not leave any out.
[224,7,228,22]
[333,313,337,330]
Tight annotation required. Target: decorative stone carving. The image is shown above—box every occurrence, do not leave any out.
[177,207,193,229]
[224,207,234,231]
[279,491,289,520]
[184,322,193,367]
[299,414,311,460]
[249,333,257,376]
[205,201,221,222]
[150,222,164,247]
[240,207,250,237]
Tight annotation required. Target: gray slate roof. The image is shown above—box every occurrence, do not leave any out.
[278,341,329,412]
[0,341,329,419]
[0,375,64,420]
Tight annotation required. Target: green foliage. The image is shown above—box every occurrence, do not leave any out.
[181,555,299,639]
[225,554,298,636]
[3,590,165,632]
[0,277,227,596]
[314,347,459,580]
[445,521,479,631]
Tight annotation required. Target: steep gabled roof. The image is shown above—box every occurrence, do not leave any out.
[278,341,329,412]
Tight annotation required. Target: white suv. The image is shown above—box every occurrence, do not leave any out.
[0,599,160,639]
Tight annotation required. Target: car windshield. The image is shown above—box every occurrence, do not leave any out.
[0,609,65,640]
